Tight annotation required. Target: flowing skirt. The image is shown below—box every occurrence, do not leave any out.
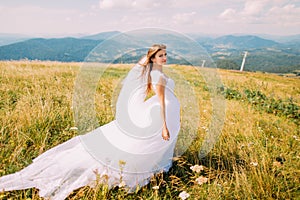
[0,95,180,200]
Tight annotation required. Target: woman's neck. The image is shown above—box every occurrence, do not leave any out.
[152,64,163,72]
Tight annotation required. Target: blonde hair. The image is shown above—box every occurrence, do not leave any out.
[139,44,167,95]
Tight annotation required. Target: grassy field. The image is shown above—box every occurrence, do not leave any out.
[0,61,299,199]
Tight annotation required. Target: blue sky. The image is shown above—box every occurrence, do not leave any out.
[0,0,299,36]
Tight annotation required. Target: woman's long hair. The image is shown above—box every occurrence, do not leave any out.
[139,44,166,95]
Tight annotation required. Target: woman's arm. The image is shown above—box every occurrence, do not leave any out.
[156,76,170,141]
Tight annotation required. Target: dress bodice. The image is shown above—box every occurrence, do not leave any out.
[150,70,175,93]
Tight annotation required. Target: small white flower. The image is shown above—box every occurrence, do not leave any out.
[190,165,204,173]
[152,185,159,190]
[69,127,78,131]
[118,180,126,188]
[200,126,208,131]
[179,191,190,200]
[250,162,258,166]
[248,142,254,147]
[195,176,208,185]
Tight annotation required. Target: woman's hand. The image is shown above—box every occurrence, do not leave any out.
[156,74,169,141]
[162,127,170,141]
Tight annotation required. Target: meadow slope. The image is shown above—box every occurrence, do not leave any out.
[0,61,299,199]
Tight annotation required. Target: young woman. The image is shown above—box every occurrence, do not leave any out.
[0,44,181,200]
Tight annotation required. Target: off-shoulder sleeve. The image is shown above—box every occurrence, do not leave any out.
[151,70,167,86]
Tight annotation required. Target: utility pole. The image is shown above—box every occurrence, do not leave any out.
[240,51,248,72]
[201,60,206,67]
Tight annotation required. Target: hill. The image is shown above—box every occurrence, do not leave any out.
[81,31,121,40]
[204,35,279,49]
[0,33,31,46]
[0,61,299,199]
[0,38,99,62]
[0,32,299,73]
[198,35,300,73]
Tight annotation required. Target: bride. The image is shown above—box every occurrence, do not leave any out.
[0,44,181,200]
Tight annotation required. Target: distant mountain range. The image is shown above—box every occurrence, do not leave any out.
[0,37,99,62]
[0,33,31,46]
[0,31,299,73]
[205,35,278,49]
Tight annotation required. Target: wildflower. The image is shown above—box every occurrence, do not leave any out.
[118,180,126,188]
[119,160,126,166]
[152,185,159,190]
[248,142,254,147]
[293,135,298,141]
[273,161,281,167]
[250,162,258,166]
[179,191,190,200]
[190,164,204,173]
[195,176,208,185]
[69,127,78,131]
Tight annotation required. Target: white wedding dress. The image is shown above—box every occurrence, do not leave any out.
[0,64,180,200]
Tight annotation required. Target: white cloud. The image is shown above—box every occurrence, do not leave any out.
[267,4,300,26]
[219,0,300,25]
[99,0,122,9]
[99,0,162,10]
[170,0,224,8]
[243,1,265,15]
[173,12,197,24]
[219,0,267,22]
[219,8,236,19]
[1,0,299,36]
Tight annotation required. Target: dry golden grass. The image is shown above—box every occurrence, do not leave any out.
[0,61,299,199]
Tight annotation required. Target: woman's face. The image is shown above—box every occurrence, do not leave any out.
[152,49,167,66]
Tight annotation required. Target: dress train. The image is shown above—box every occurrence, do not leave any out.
[0,69,180,200]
